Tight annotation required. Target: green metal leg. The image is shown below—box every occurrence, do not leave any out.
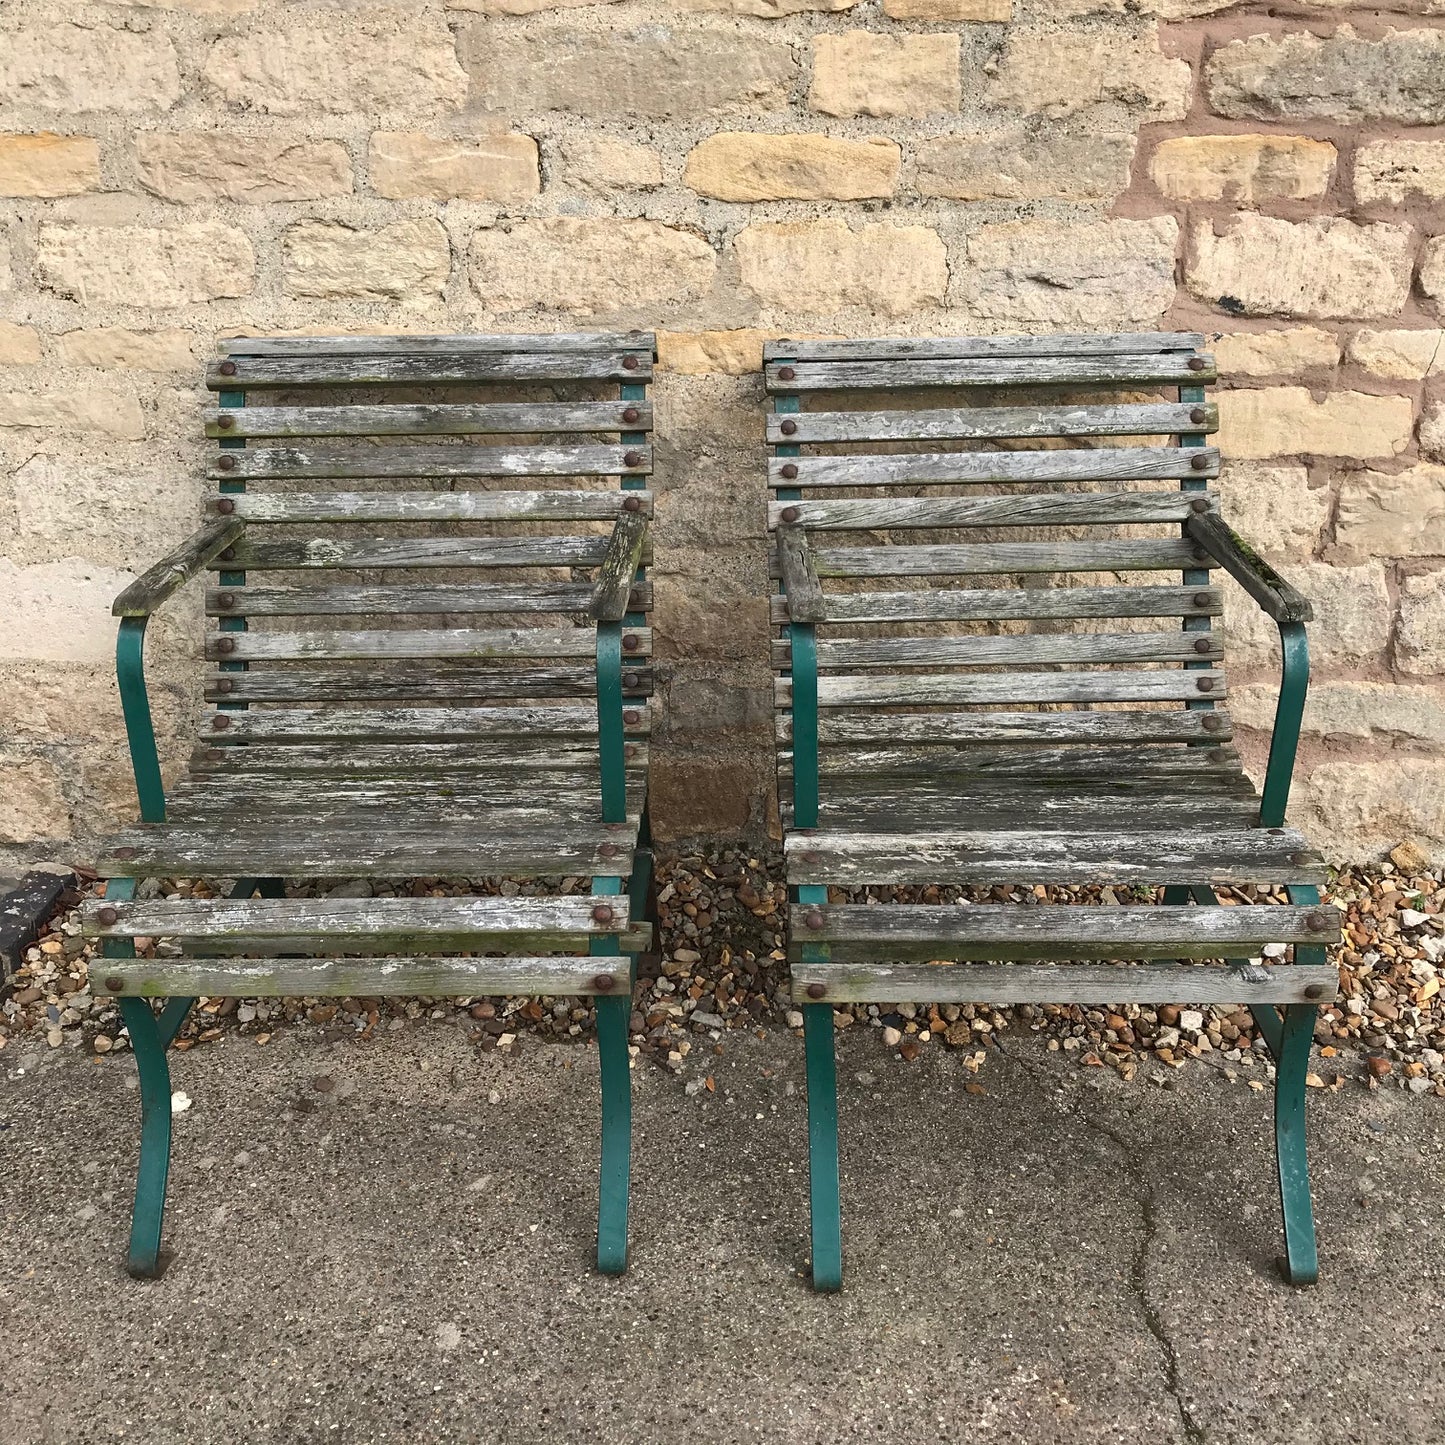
[594,987,632,1275]
[803,1002,843,1291]
[116,994,192,1278]
[1161,885,1192,905]
[1274,1002,1320,1286]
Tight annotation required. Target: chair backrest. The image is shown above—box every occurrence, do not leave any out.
[763,332,1226,825]
[198,331,655,778]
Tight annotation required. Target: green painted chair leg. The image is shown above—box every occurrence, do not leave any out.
[1273,1001,1320,1286]
[595,989,632,1274]
[803,1002,843,1292]
[117,995,190,1278]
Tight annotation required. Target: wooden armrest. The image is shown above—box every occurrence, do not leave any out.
[1185,512,1312,624]
[112,518,245,618]
[587,509,649,623]
[776,522,826,624]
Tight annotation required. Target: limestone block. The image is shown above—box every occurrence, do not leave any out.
[35,221,254,306]
[1335,463,1445,556]
[1422,400,1445,461]
[0,558,138,665]
[884,0,1010,15]
[0,24,180,112]
[1216,388,1413,460]
[1355,140,1445,205]
[1399,570,1445,675]
[1232,682,1445,746]
[0,758,70,843]
[0,133,101,197]
[809,33,960,118]
[135,133,352,203]
[0,390,145,438]
[1422,237,1445,312]
[557,135,664,192]
[1347,330,1445,381]
[1300,760,1445,863]
[684,133,899,201]
[1222,561,1390,669]
[55,328,195,370]
[916,126,1135,201]
[0,322,42,365]
[1149,134,1334,203]
[1217,461,1327,555]
[369,132,539,202]
[658,330,778,375]
[1213,328,1339,378]
[283,219,451,300]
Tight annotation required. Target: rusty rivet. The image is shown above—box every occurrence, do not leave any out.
[97,906,119,927]
[1190,496,1210,512]
[216,497,236,515]
[113,846,137,860]
[622,407,640,423]
[805,982,826,1000]
[622,633,641,651]
[1292,852,1312,866]
[780,463,799,480]
[624,743,638,759]
[212,711,233,728]
[621,355,640,371]
[780,419,798,436]
[623,709,641,725]
[216,592,236,610]
[805,910,824,930]
[218,455,237,471]
[1192,547,1210,563]
[1192,591,1212,607]
[593,974,616,993]
[1303,983,1327,1000]
[1265,826,1285,835]
[1201,714,1222,732]
[622,495,642,512]
[206,748,224,761]
[623,671,640,688]
[105,976,126,993]
[217,414,236,431]
[592,904,614,924]
[1306,910,1330,932]
[1189,407,1208,424]
[777,366,796,382]
[219,549,236,566]
[1190,454,1210,471]
[218,360,237,377]
[780,505,801,523]
[1193,637,1212,654]
[803,850,821,864]
[599,842,619,858]
[215,636,236,654]
[1196,677,1215,693]
[623,451,642,467]
[1187,356,1207,371]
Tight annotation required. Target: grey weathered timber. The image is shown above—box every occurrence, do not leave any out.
[764,333,1205,363]
[206,352,652,389]
[782,826,1325,887]
[778,709,1234,747]
[215,536,620,571]
[112,519,244,618]
[200,704,651,742]
[800,742,1241,779]
[205,401,651,438]
[791,791,1259,831]
[207,627,651,663]
[778,670,1227,710]
[203,663,653,703]
[219,332,654,357]
[222,489,654,524]
[589,510,651,623]
[781,630,1223,671]
[768,448,1219,489]
[765,355,1217,392]
[769,492,1215,532]
[775,524,826,624]
[209,442,651,481]
[208,581,652,617]
[90,955,634,999]
[1186,512,1314,623]
[789,960,1339,1006]
[165,774,644,812]
[190,742,648,775]
[788,903,1339,961]
[789,540,1209,579]
[787,767,1255,800]
[771,584,1222,626]
[765,402,1217,446]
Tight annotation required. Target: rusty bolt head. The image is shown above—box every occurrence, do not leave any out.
[1196,677,1215,693]
[592,904,614,925]
[623,709,641,725]
[1189,407,1208,424]
[1305,910,1331,932]
[1201,714,1221,732]
[622,495,642,513]
[623,451,642,468]
[206,748,224,761]
[104,976,126,993]
[780,419,798,436]
[215,636,236,654]
[1190,454,1210,471]
[804,909,824,930]
[1193,637,1212,654]
[622,407,640,424]
[803,850,821,865]
[1192,547,1210,563]
[622,633,641,651]
[217,414,236,431]
[593,973,616,993]
[1292,852,1312,866]
[1187,356,1207,371]
[218,360,237,377]
[1267,827,1285,836]
[621,355,640,371]
[97,906,119,926]
[211,713,233,731]
[777,366,796,382]
[1303,983,1327,1000]
[216,497,236,515]
[1190,496,1210,512]
[805,982,826,1000]
[219,547,236,562]
[215,680,234,695]
[1193,591,1213,607]
[218,455,237,472]
[599,842,619,858]
[216,592,236,610]
[624,743,638,759]
[113,846,137,860]
[780,505,801,524]
[780,463,799,480]
[623,671,640,688]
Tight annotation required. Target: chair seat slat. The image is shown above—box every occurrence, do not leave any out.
[778,631,1222,671]
[208,581,651,617]
[211,443,651,481]
[778,540,1209,579]
[207,626,651,663]
[770,585,1221,626]
[200,704,650,743]
[776,669,1226,709]
[223,489,653,523]
[769,447,1219,489]
[769,492,1216,531]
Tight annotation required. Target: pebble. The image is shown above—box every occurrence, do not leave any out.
[881,1026,903,1049]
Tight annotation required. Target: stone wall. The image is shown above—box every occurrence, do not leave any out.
[1,0,1442,863]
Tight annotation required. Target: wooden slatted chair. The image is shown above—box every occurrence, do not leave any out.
[86,331,656,1278]
[765,332,1341,1290]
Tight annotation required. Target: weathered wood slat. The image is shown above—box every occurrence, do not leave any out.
[112,519,244,618]
[589,511,650,622]
[190,742,648,775]
[91,955,635,999]
[206,627,651,663]
[768,492,1216,532]
[776,523,826,624]
[98,822,640,878]
[204,664,653,703]
[167,774,640,809]
[216,536,619,570]
[781,540,1208,580]
[206,352,652,390]
[222,489,653,523]
[776,670,1226,709]
[1185,512,1314,624]
[788,903,1337,963]
[207,581,652,616]
[768,447,1219,489]
[778,709,1232,747]
[209,443,651,481]
[794,792,1258,830]
[764,333,1205,363]
[766,355,1217,393]
[205,402,652,438]
[789,960,1338,1006]
[782,632,1222,672]
[798,742,1240,780]
[765,402,1217,446]
[219,332,654,357]
[162,793,641,829]
[771,584,1220,626]
[783,827,1324,887]
[200,704,650,743]
[792,768,1256,800]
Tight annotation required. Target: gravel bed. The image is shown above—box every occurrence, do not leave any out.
[3,845,1442,1098]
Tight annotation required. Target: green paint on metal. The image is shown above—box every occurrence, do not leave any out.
[116,618,166,824]
[790,625,820,832]
[116,995,176,1277]
[590,873,631,1274]
[1260,620,1309,828]
[803,999,843,1292]
[595,621,627,823]
[1273,999,1320,1285]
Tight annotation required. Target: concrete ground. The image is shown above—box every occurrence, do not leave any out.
[2,1024,1442,1445]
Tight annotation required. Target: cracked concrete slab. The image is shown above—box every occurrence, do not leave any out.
[2,1026,1442,1444]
